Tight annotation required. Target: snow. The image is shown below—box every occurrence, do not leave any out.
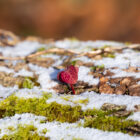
[110,68,140,78]
[0,66,14,74]
[0,113,139,140]
[55,39,125,52]
[46,91,140,111]
[92,49,140,69]
[0,85,18,102]
[28,64,59,92]
[0,39,140,139]
[78,66,99,85]
[15,88,43,99]
[0,41,41,57]
[127,112,140,122]
[72,56,94,63]
[137,81,140,85]
[14,69,34,77]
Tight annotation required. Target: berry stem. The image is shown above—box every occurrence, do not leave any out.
[70,84,75,94]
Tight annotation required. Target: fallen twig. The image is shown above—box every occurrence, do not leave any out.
[0,44,139,61]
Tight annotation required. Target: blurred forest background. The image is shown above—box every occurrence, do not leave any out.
[0,0,140,42]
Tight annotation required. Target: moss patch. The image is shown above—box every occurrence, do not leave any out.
[102,53,115,58]
[0,95,139,135]
[90,64,105,71]
[70,60,77,66]
[41,128,49,134]
[37,47,46,52]
[84,116,135,133]
[0,95,82,123]
[7,126,16,131]
[73,99,89,105]
[19,77,40,89]
[1,125,49,140]
[72,138,84,140]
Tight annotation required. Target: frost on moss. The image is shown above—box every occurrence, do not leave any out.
[0,95,139,135]
[1,125,49,140]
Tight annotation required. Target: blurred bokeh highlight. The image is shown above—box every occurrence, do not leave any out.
[0,0,140,42]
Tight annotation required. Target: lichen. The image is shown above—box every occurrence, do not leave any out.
[1,125,49,140]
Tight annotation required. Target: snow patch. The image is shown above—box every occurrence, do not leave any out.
[78,66,99,85]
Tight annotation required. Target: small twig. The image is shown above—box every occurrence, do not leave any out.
[0,56,25,60]
[0,48,102,61]
[0,44,139,61]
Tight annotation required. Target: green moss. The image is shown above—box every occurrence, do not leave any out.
[70,60,77,66]
[40,119,47,124]
[84,116,136,133]
[61,97,89,105]
[1,125,48,140]
[37,47,46,52]
[84,108,109,117]
[76,122,82,127]
[42,92,52,100]
[0,95,138,135]
[22,77,34,89]
[100,45,111,49]
[41,128,49,134]
[106,53,116,58]
[72,138,84,140]
[68,37,79,42]
[90,64,104,71]
[92,48,97,51]
[74,98,89,105]
[7,126,16,131]
[125,42,132,46]
[0,95,82,123]
[97,64,105,69]
[60,96,72,101]
[21,77,40,89]
[102,53,115,58]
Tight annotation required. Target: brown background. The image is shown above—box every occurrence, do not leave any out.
[0,0,140,43]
